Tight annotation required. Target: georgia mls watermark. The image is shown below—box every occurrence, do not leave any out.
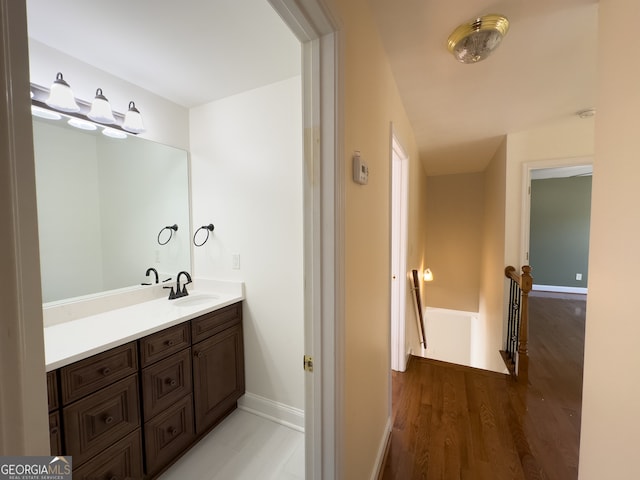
[0,456,71,480]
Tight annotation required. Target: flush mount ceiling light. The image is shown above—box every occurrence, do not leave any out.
[88,88,116,124]
[447,14,510,64]
[122,101,145,134]
[45,72,80,112]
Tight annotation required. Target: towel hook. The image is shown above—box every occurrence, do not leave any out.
[157,224,178,245]
[193,224,215,247]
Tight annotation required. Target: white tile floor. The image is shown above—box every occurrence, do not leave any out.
[159,409,305,480]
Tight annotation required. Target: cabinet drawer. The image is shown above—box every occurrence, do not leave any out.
[60,342,138,405]
[72,428,143,480]
[63,374,140,466]
[49,411,62,456]
[141,347,192,421]
[191,302,242,343]
[144,394,195,476]
[47,370,59,411]
[140,322,191,368]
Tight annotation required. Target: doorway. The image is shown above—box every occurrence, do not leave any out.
[520,158,593,281]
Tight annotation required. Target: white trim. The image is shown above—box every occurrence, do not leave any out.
[267,2,342,480]
[370,416,393,480]
[238,393,305,432]
[390,131,409,372]
[533,285,588,294]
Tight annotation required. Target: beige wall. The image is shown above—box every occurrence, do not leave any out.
[324,0,424,477]
[405,158,429,355]
[478,139,508,373]
[425,173,484,312]
[579,1,640,478]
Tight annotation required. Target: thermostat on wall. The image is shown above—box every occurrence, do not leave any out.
[352,151,369,185]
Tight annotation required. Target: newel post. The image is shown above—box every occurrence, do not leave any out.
[518,265,533,381]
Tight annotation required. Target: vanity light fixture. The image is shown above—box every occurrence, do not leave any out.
[102,127,128,139]
[68,117,97,131]
[423,268,434,282]
[447,14,510,64]
[122,101,145,134]
[88,88,116,124]
[31,105,62,121]
[45,72,80,112]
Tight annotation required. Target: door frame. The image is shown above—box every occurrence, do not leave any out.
[390,131,409,372]
[267,1,343,479]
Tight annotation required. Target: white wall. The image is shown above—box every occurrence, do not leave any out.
[189,77,304,412]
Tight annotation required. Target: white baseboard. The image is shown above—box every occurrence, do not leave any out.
[533,284,588,294]
[371,416,393,480]
[237,392,304,432]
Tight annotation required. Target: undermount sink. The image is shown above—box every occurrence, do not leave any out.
[172,293,219,307]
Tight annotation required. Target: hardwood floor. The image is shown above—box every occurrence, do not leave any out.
[381,293,586,480]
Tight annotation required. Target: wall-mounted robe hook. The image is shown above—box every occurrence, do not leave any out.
[157,224,178,245]
[193,223,215,247]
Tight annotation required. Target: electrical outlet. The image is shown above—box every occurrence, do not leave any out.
[576,273,582,281]
[232,254,240,270]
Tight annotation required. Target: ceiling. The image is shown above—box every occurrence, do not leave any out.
[368,0,598,175]
[25,0,598,176]
[25,0,301,108]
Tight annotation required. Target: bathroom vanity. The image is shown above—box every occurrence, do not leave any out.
[44,285,244,479]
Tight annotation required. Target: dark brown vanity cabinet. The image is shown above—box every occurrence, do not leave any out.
[47,301,244,479]
[47,370,62,456]
[140,324,195,476]
[192,322,245,434]
[59,341,143,479]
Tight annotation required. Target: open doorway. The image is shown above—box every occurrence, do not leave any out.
[527,165,592,294]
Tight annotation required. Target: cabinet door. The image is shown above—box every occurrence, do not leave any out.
[192,324,244,434]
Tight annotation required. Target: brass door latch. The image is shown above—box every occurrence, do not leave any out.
[303,355,314,372]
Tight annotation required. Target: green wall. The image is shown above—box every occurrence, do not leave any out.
[530,176,592,288]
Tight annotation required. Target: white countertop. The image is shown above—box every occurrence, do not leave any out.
[44,279,244,371]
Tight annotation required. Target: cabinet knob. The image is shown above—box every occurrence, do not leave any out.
[103,415,114,425]
[195,351,203,359]
[168,427,178,436]
[50,427,58,435]
[166,339,175,346]
[102,367,111,376]
[166,378,177,387]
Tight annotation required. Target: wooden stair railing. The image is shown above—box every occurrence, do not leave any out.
[501,265,532,381]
